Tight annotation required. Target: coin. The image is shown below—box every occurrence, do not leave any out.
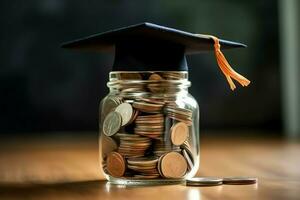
[162,72,185,80]
[160,152,187,178]
[127,156,159,176]
[153,140,180,156]
[149,73,163,81]
[103,111,122,136]
[134,113,165,139]
[115,103,134,126]
[133,101,163,113]
[148,74,165,93]
[222,177,257,185]
[106,152,126,177]
[136,97,165,105]
[120,73,143,80]
[186,177,223,186]
[128,110,139,124]
[181,142,194,165]
[101,96,123,117]
[101,135,118,158]
[117,133,151,158]
[182,149,193,171]
[127,157,159,166]
[170,122,189,145]
[165,105,193,126]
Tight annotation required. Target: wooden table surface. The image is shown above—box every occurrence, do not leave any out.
[0,133,299,200]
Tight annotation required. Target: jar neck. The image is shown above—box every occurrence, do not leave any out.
[107,71,191,97]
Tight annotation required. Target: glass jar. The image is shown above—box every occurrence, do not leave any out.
[99,71,199,185]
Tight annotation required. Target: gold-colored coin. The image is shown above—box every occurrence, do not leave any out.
[133,101,163,113]
[106,152,126,177]
[103,111,122,136]
[115,103,133,126]
[170,122,189,145]
[117,133,151,158]
[149,73,163,81]
[136,114,164,119]
[148,73,165,93]
[160,152,187,178]
[101,135,118,158]
[136,97,165,105]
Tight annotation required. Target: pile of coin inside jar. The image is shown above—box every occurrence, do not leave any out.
[100,72,195,180]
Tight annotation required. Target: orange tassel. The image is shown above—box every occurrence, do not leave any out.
[196,34,250,90]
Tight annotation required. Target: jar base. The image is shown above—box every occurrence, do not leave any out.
[107,176,185,186]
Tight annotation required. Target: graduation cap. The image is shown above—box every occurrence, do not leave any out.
[62,22,250,90]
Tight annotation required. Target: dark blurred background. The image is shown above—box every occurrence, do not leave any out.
[1,0,299,137]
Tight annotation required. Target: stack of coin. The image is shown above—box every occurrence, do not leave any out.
[117,133,152,158]
[133,100,164,113]
[134,114,164,139]
[165,105,193,126]
[158,152,187,178]
[161,72,185,80]
[153,140,181,156]
[136,97,165,106]
[127,157,160,179]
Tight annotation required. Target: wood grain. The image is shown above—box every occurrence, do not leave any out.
[0,133,299,200]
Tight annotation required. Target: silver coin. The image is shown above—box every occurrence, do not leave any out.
[102,96,122,116]
[115,103,134,126]
[186,177,223,186]
[103,111,122,136]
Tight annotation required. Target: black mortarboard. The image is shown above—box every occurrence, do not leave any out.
[61,22,246,72]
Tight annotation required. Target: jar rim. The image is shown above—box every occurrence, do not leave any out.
[107,71,191,89]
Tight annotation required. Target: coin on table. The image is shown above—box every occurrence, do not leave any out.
[170,122,189,145]
[106,152,126,177]
[160,152,187,178]
[186,177,223,186]
[103,111,122,136]
[222,177,257,185]
[115,103,133,126]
